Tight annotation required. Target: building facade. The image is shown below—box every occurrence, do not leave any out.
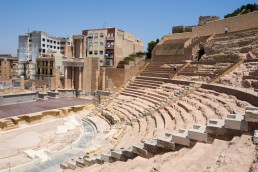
[82,28,144,67]
[18,31,72,63]
[0,54,18,80]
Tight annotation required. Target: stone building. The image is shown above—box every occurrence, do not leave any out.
[0,54,18,89]
[198,16,220,26]
[36,56,64,79]
[0,54,18,80]
[82,27,144,67]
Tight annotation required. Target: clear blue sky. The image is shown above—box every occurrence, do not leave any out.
[0,0,257,56]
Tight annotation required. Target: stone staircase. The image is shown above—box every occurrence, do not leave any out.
[4,119,18,130]
[211,58,244,83]
[170,61,191,79]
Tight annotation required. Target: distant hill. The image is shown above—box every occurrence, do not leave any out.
[224,3,258,18]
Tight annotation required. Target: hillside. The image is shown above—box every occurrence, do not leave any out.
[224,3,258,18]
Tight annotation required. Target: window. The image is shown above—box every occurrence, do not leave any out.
[46,61,48,66]
[50,69,53,75]
[94,42,98,46]
[94,50,98,55]
[57,47,60,49]
[50,40,53,43]
[42,44,45,47]
[100,42,104,46]
[57,42,60,45]
[42,49,45,53]
[100,51,103,55]
[54,46,56,49]
[60,47,64,50]
[89,51,93,55]
[100,33,104,38]
[67,42,70,45]
[47,39,49,42]
[50,45,52,48]
[50,61,53,67]
[54,41,56,44]
[42,38,45,41]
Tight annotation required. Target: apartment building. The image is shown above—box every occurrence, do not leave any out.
[18,31,72,63]
[82,27,144,67]
[36,57,64,79]
[0,54,18,80]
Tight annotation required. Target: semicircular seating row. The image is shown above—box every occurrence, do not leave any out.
[60,76,254,170]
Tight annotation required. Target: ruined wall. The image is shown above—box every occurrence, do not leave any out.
[83,57,99,94]
[198,16,219,26]
[192,11,258,36]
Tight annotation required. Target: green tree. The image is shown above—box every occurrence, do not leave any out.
[224,3,258,18]
[146,39,159,59]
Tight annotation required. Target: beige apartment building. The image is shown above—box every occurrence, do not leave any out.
[0,54,18,80]
[82,27,144,67]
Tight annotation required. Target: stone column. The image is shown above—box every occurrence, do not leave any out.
[95,71,99,91]
[31,82,36,92]
[55,68,60,92]
[43,85,47,93]
[78,67,82,90]
[64,66,67,89]
[102,68,106,91]
[20,76,24,92]
[72,67,74,89]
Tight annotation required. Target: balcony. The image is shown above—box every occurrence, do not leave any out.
[105,54,114,58]
[106,36,115,41]
[105,44,114,49]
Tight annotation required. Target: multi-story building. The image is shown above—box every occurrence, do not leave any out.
[0,54,18,88]
[36,56,64,79]
[82,27,144,67]
[18,31,72,63]
[0,54,18,80]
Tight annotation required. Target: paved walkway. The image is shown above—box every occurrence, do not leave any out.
[0,97,93,119]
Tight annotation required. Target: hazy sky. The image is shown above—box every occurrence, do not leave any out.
[0,0,257,56]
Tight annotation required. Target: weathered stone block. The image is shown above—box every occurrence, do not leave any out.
[225,114,248,131]
[172,129,190,147]
[101,151,115,163]
[132,143,153,158]
[157,135,175,150]
[245,109,258,123]
[76,157,85,167]
[67,159,77,170]
[253,130,258,144]
[206,119,227,136]
[188,124,208,143]
[111,148,127,161]
[144,139,159,153]
[122,147,137,159]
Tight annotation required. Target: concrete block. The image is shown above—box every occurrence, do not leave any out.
[188,124,208,143]
[172,129,190,147]
[111,148,127,161]
[122,147,137,159]
[101,151,115,163]
[254,130,258,144]
[245,108,258,122]
[144,139,159,153]
[225,114,248,131]
[157,135,175,150]
[60,162,68,169]
[76,157,85,167]
[206,119,226,136]
[67,159,77,170]
[132,143,153,158]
